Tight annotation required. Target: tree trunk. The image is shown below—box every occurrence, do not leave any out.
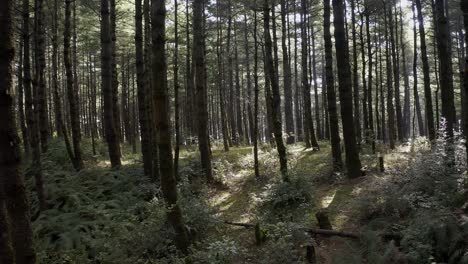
[350,0,361,144]
[234,26,244,144]
[415,0,435,141]
[323,0,342,170]
[281,0,294,144]
[384,6,396,150]
[365,9,375,152]
[1,1,37,262]
[151,0,190,252]
[110,0,121,143]
[294,1,303,142]
[461,0,468,166]
[400,3,411,140]
[301,0,319,150]
[193,0,213,182]
[34,0,49,153]
[264,0,289,181]
[411,2,425,137]
[389,6,404,142]
[25,0,46,211]
[253,10,260,178]
[101,0,121,168]
[332,0,362,178]
[18,25,29,155]
[435,0,456,139]
[173,0,181,177]
[65,0,84,171]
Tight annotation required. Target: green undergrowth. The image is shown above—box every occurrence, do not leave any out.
[23,135,468,263]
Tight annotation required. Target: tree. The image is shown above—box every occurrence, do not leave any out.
[384,4,396,150]
[435,0,456,139]
[350,0,361,144]
[193,0,213,182]
[461,0,468,165]
[135,0,153,177]
[101,0,121,168]
[151,0,190,252]
[301,0,319,150]
[332,0,362,178]
[34,0,49,153]
[412,1,425,137]
[173,0,181,176]
[24,0,46,211]
[253,9,260,178]
[265,0,289,181]
[415,0,435,141]
[323,0,342,169]
[281,0,294,144]
[0,1,36,262]
[65,0,84,171]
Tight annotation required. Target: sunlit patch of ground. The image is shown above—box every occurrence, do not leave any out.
[179,140,415,263]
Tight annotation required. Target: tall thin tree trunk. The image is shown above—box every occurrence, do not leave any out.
[293,1,302,142]
[193,0,213,182]
[253,10,260,178]
[110,0,121,144]
[281,0,294,144]
[173,0,181,177]
[65,0,84,171]
[350,0,361,144]
[461,0,468,166]
[435,0,456,139]
[34,0,49,153]
[1,1,37,262]
[301,0,319,150]
[365,9,375,152]
[324,0,342,170]
[412,2,425,137]
[264,0,289,181]
[384,5,396,149]
[151,0,190,252]
[25,0,46,211]
[415,0,435,141]
[389,6,404,142]
[332,0,362,178]
[101,0,122,168]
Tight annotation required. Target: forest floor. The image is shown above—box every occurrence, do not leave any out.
[180,142,414,263]
[30,139,467,264]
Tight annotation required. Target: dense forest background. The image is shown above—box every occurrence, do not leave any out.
[1,0,468,263]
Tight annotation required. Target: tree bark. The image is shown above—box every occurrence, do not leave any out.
[384,5,396,150]
[412,2,425,137]
[332,0,362,178]
[65,0,84,171]
[193,0,213,182]
[415,0,435,141]
[34,0,49,153]
[1,1,37,262]
[435,0,456,139]
[151,0,190,252]
[101,0,122,168]
[281,0,294,144]
[323,0,342,170]
[264,0,289,181]
[350,0,361,144]
[461,0,468,166]
[110,0,121,143]
[389,6,404,142]
[301,0,319,150]
[253,10,260,178]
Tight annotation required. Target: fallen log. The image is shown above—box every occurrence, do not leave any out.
[304,228,359,239]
